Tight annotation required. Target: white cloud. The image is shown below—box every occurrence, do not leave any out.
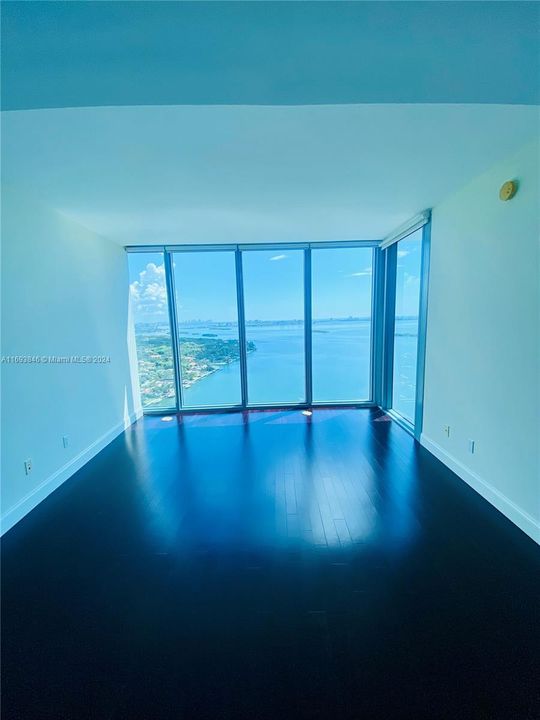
[405,272,420,287]
[348,266,372,277]
[130,262,168,320]
[270,254,287,261]
[397,249,410,258]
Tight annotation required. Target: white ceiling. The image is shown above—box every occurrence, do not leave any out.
[2,104,538,245]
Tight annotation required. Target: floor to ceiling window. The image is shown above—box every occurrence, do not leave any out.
[127,251,176,410]
[126,230,429,424]
[311,247,373,403]
[171,251,242,408]
[377,214,431,437]
[391,229,423,423]
[241,249,306,405]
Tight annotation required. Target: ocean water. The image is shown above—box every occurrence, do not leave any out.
[179,319,416,409]
[392,318,419,422]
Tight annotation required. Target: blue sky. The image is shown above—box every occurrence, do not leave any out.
[128,245,418,323]
[395,230,422,317]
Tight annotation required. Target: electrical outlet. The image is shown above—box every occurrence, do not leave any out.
[443,425,450,438]
[468,439,475,454]
[24,459,32,475]
[62,435,69,449]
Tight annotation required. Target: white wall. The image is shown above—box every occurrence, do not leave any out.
[422,139,540,543]
[1,186,141,533]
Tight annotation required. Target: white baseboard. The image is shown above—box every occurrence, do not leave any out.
[1,410,142,536]
[420,434,540,545]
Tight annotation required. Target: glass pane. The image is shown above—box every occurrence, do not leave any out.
[242,250,305,405]
[392,229,422,422]
[128,252,176,410]
[311,247,373,402]
[172,252,242,408]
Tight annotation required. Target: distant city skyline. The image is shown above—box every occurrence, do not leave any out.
[128,244,420,323]
[135,317,375,329]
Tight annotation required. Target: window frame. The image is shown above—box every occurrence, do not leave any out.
[240,245,308,408]
[380,219,431,439]
[127,241,381,414]
[170,248,244,410]
[127,249,178,412]
[310,245,376,405]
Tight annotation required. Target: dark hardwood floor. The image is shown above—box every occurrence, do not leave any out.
[2,408,539,719]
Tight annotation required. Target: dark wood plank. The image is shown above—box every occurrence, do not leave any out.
[2,408,539,720]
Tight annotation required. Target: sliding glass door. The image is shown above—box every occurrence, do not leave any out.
[241,249,306,405]
[171,251,242,408]
[311,247,373,403]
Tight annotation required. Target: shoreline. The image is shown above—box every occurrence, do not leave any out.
[182,347,255,389]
